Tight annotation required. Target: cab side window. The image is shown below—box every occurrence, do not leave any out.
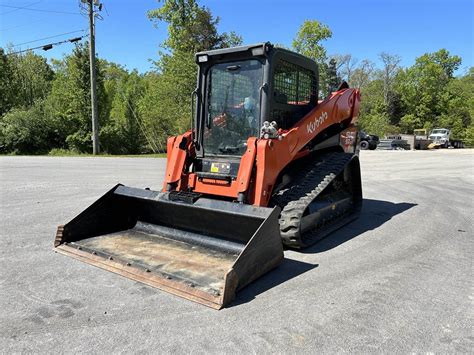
[271,60,317,129]
[273,60,298,104]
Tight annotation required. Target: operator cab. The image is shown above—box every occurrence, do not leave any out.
[193,42,319,181]
[204,59,263,156]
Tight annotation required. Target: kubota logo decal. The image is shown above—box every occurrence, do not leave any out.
[307,112,328,134]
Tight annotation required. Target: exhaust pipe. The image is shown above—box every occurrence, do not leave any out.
[55,185,283,309]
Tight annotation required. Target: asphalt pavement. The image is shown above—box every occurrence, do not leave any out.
[1,149,473,353]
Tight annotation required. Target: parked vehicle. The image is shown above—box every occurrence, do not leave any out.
[428,128,464,148]
[377,135,411,150]
[359,131,379,150]
[414,129,431,150]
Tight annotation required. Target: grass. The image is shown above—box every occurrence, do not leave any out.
[47,148,166,158]
[0,148,167,158]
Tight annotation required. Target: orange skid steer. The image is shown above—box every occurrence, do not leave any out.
[55,43,362,309]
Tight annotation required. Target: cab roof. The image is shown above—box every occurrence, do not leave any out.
[195,42,316,65]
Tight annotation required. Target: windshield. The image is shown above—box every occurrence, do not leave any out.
[204,59,263,156]
[431,129,447,134]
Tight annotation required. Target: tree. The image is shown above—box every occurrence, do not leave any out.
[395,49,466,134]
[292,20,332,97]
[292,20,332,63]
[331,54,358,84]
[4,50,54,110]
[44,42,107,152]
[142,0,243,148]
[0,49,56,153]
[0,102,52,154]
[148,0,241,53]
[351,59,375,89]
[326,58,340,93]
[379,52,401,108]
[138,51,197,151]
[437,68,473,139]
[1,2,471,154]
[422,48,461,78]
[101,67,148,154]
[358,78,390,136]
[0,48,13,116]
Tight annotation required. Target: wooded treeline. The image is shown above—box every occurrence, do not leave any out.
[1,0,472,154]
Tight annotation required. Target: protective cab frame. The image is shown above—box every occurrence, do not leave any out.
[193,42,320,156]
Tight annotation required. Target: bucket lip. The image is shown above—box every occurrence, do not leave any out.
[54,243,226,310]
[114,185,279,219]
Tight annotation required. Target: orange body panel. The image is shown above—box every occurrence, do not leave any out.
[178,137,258,200]
[163,88,360,206]
[162,131,193,191]
[190,176,239,198]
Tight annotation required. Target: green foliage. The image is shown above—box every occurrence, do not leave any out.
[350,60,375,90]
[292,20,332,63]
[0,49,13,116]
[44,43,107,152]
[0,50,54,117]
[0,0,245,155]
[292,20,332,97]
[356,49,471,140]
[142,0,242,151]
[326,58,339,93]
[358,79,388,136]
[0,101,52,154]
[138,52,196,152]
[399,114,419,133]
[438,69,473,139]
[359,111,390,137]
[0,4,472,154]
[7,51,54,110]
[394,49,469,136]
[463,124,474,147]
[48,148,83,156]
[101,68,147,154]
[0,50,59,154]
[417,49,461,78]
[148,0,241,53]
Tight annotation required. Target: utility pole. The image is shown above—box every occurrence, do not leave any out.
[87,0,100,154]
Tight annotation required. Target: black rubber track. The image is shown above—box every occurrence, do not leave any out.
[271,152,358,249]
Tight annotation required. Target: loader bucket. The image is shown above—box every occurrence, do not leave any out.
[54,185,283,309]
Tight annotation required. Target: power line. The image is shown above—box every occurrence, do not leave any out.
[0,4,81,15]
[12,30,86,47]
[7,35,87,55]
[103,3,109,16]
[0,1,42,15]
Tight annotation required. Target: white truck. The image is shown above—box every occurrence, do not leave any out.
[428,128,464,148]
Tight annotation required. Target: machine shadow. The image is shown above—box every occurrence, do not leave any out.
[229,198,415,308]
[300,198,417,254]
[230,259,318,308]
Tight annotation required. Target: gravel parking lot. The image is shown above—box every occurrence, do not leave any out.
[1,149,473,353]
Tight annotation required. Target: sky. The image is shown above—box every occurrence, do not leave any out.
[0,0,473,74]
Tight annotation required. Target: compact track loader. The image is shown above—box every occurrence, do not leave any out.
[55,43,362,309]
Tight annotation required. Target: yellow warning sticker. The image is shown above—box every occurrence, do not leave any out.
[210,163,220,173]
